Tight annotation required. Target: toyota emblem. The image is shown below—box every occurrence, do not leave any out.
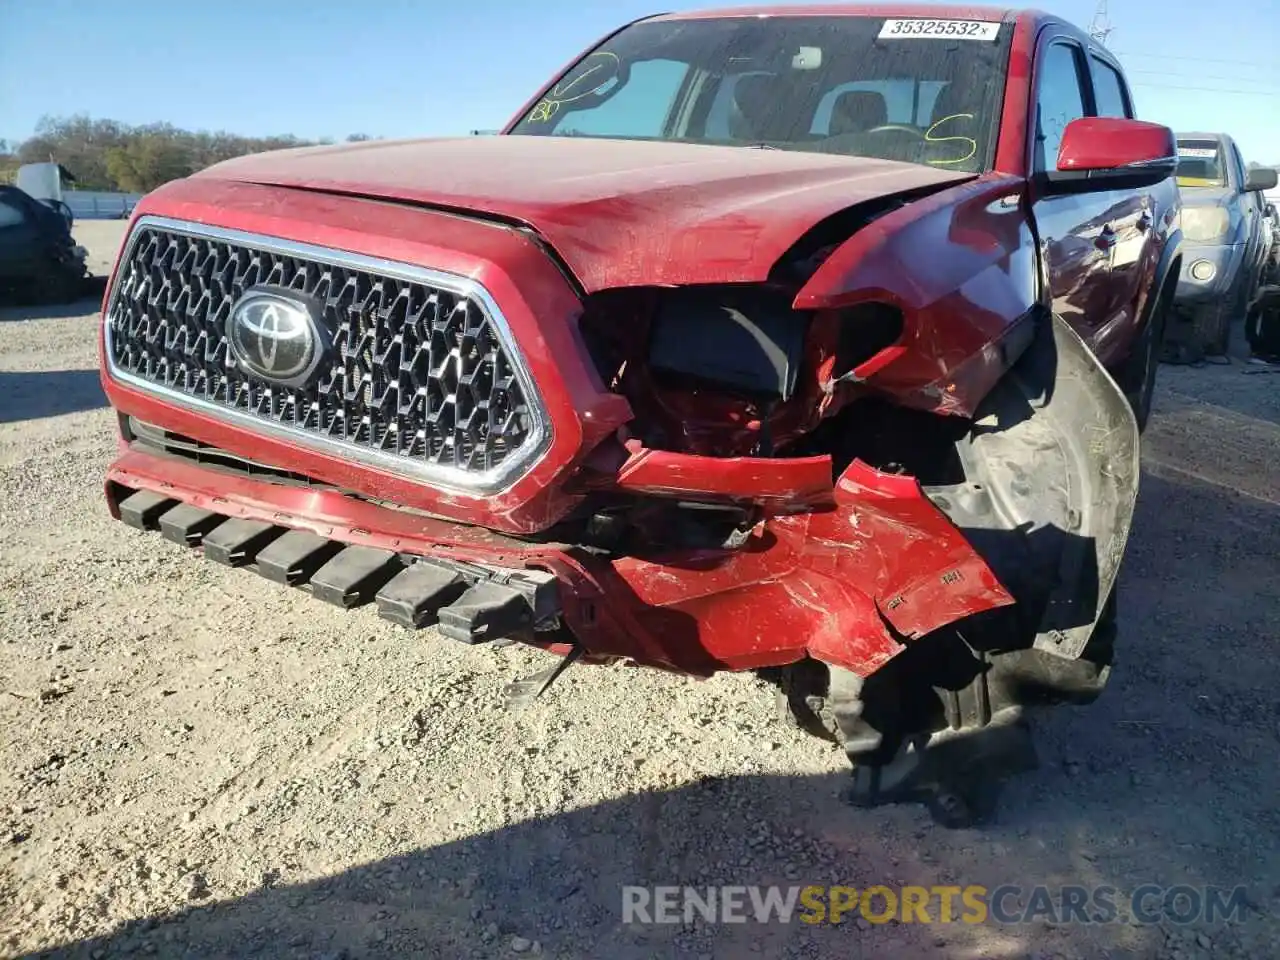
[226,288,328,388]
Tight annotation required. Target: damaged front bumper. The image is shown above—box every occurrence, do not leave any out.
[104,444,1012,677]
[105,314,1137,682]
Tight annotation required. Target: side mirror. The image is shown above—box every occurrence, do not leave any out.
[1042,117,1177,195]
[1244,167,1279,193]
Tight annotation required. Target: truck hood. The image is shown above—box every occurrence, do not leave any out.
[196,136,973,292]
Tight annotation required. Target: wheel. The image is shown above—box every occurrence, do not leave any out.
[1191,299,1231,357]
[1116,283,1171,432]
[29,261,84,306]
[774,636,1040,828]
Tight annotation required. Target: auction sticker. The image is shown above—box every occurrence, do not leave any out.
[1177,147,1217,158]
[878,19,1001,40]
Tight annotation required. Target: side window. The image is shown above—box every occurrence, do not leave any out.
[0,199,27,229]
[1035,42,1089,173]
[551,59,689,138]
[1090,58,1132,118]
[1229,144,1247,190]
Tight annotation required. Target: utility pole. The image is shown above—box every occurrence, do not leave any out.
[1090,0,1114,44]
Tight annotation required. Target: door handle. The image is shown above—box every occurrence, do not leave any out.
[1095,226,1117,250]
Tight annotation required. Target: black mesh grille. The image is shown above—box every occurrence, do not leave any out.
[105,223,540,482]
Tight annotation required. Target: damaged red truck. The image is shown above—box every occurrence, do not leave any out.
[99,6,1181,822]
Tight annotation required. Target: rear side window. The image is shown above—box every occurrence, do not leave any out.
[1091,58,1131,118]
[0,199,26,228]
[1035,43,1089,172]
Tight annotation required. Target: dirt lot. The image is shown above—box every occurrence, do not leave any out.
[2,221,1278,960]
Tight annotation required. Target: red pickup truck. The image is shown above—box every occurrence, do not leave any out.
[99,5,1181,822]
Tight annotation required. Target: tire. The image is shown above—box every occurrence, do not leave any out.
[774,619,1113,825]
[773,641,1031,828]
[1191,299,1231,357]
[1117,280,1172,432]
[1201,262,1263,358]
[30,261,84,306]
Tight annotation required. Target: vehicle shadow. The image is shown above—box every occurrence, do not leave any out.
[36,469,1280,960]
[0,277,107,322]
[0,369,106,423]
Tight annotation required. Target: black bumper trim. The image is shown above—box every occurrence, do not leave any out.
[202,519,286,567]
[158,503,225,546]
[108,485,562,643]
[311,546,402,609]
[118,489,179,531]
[375,562,468,628]
[255,531,345,586]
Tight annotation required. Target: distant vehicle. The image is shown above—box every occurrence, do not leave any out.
[1166,133,1276,356]
[0,184,88,304]
[1263,200,1280,281]
[39,197,74,230]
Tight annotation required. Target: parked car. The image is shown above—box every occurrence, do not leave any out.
[1263,200,1280,282]
[0,185,88,304]
[1165,134,1276,357]
[99,5,1180,823]
[39,197,74,231]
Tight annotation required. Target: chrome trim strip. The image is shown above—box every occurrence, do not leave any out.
[1122,155,1179,169]
[103,215,552,496]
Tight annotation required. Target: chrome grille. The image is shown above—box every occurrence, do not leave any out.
[104,217,547,492]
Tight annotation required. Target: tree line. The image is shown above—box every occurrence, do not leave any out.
[0,116,377,194]
[2,115,1275,196]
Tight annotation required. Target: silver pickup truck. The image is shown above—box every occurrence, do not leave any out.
[1165,132,1277,357]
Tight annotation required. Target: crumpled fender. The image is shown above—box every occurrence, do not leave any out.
[607,459,1014,677]
[924,310,1141,659]
[603,312,1137,675]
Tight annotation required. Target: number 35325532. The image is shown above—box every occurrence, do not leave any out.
[877,19,1002,40]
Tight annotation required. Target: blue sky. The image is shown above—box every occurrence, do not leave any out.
[1,0,1277,162]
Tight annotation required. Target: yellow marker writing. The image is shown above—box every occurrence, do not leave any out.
[528,100,560,123]
[925,113,978,166]
[549,51,620,103]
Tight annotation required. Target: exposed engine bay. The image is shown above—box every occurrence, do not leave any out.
[576,194,921,463]
[581,283,908,461]
[571,251,1139,676]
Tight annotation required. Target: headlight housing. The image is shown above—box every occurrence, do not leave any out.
[1179,206,1231,243]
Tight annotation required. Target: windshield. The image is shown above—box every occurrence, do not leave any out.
[507,16,1012,173]
[1176,140,1227,188]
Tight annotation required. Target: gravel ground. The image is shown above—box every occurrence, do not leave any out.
[2,221,1278,960]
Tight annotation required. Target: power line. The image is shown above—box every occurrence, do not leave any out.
[1128,81,1280,96]
[1114,51,1279,70]
[1128,68,1280,87]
